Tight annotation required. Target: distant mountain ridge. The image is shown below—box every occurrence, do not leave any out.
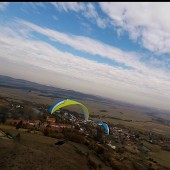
[0,75,167,113]
[0,75,111,103]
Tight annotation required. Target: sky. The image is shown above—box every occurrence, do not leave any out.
[0,2,170,111]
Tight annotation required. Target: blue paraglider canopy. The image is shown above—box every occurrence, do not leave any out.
[97,121,110,135]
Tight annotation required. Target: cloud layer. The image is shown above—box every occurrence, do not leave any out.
[1,3,170,111]
[99,2,170,55]
[0,19,170,111]
[49,2,170,55]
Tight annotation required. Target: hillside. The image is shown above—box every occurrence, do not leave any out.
[0,125,111,170]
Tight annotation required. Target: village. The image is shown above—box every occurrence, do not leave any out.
[1,98,170,151]
[1,97,170,169]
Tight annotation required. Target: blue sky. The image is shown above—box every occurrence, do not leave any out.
[0,2,170,111]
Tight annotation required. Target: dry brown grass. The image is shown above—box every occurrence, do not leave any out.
[149,150,170,168]
[1,87,170,169]
[0,125,112,170]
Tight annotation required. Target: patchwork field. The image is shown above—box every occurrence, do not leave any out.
[1,86,170,137]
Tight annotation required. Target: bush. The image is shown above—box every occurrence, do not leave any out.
[161,145,170,151]
[96,144,105,154]
[49,132,57,138]
[88,141,96,150]
[55,133,64,139]
[116,146,125,154]
[15,120,23,129]
[149,158,153,161]
[49,132,64,139]
[109,159,119,170]
[64,131,85,143]
[103,152,113,163]
[84,139,90,146]
[98,164,102,169]
[22,123,29,129]
[43,128,49,136]
[87,157,98,170]
[87,142,105,155]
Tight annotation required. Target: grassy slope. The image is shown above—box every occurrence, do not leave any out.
[0,125,112,170]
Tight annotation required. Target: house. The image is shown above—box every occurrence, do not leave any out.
[34,120,41,125]
[46,116,55,123]
[27,120,36,126]
[64,112,68,116]
[22,120,41,127]
[58,124,72,128]
[6,119,21,125]
[50,122,72,129]
[50,122,59,128]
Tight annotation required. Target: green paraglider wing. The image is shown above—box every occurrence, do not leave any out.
[49,99,89,121]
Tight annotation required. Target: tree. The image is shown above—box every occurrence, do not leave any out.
[0,106,9,123]
[22,106,34,120]
[16,120,23,129]
[96,126,104,143]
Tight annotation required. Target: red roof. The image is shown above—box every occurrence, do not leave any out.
[47,117,55,122]
[9,120,21,124]
[50,122,58,126]
[58,124,72,128]
[50,122,71,128]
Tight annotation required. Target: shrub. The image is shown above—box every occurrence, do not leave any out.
[64,132,85,143]
[161,145,170,151]
[116,146,125,154]
[87,157,98,170]
[149,158,153,161]
[43,128,49,136]
[98,164,102,169]
[84,139,90,146]
[109,159,119,170]
[96,144,105,154]
[88,141,96,150]
[49,132,64,139]
[103,152,113,163]
[15,120,23,129]
[55,133,64,139]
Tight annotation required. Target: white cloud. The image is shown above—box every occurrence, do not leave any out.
[81,22,92,34]
[83,3,107,29]
[50,2,107,29]
[0,2,9,10]
[24,2,48,9]
[50,2,85,12]
[17,20,143,71]
[18,19,170,80]
[1,21,170,111]
[99,2,170,55]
